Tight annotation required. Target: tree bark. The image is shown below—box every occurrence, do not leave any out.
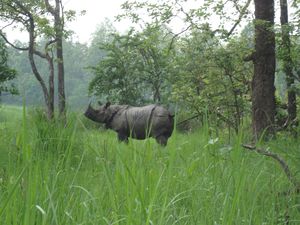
[280,0,297,125]
[57,36,66,119]
[45,47,55,120]
[252,0,276,139]
[45,0,66,120]
[27,10,54,120]
[55,0,66,119]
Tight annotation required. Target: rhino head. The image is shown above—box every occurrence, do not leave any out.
[84,101,111,123]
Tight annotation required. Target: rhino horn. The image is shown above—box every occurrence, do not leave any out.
[88,101,95,109]
[85,102,97,121]
[85,101,95,114]
[105,102,111,109]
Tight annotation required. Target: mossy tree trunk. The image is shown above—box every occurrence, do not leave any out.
[252,0,276,139]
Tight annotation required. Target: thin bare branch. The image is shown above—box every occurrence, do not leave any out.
[0,19,16,30]
[242,144,300,191]
[44,0,56,15]
[168,24,192,52]
[227,0,252,37]
[33,49,47,59]
[177,114,200,126]
[45,38,57,49]
[0,31,29,51]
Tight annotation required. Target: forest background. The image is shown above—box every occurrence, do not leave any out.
[2,0,296,134]
[1,0,300,224]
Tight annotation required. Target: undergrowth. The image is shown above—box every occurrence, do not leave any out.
[0,105,299,224]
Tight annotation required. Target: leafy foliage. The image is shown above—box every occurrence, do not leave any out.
[3,39,93,109]
[0,38,17,96]
[171,26,253,131]
[89,24,175,105]
[89,31,142,104]
[1,0,299,134]
[87,21,254,131]
[119,0,253,37]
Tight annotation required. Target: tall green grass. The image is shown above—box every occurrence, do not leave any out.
[0,105,299,224]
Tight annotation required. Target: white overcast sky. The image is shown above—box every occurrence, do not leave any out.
[2,0,260,44]
[1,0,204,44]
[65,0,130,43]
[2,0,129,44]
[60,0,254,43]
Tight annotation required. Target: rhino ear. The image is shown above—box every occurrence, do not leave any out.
[105,102,111,109]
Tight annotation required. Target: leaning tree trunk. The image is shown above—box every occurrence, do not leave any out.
[28,14,54,120]
[252,0,276,139]
[1,0,56,120]
[280,0,297,125]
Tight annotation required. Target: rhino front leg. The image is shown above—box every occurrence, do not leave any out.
[156,135,168,146]
[118,133,129,143]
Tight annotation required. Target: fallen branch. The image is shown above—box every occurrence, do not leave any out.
[176,114,200,126]
[242,144,300,193]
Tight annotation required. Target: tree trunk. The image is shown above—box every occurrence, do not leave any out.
[280,0,297,125]
[1,0,56,120]
[55,0,66,120]
[252,0,276,139]
[57,36,66,119]
[153,83,161,103]
[45,0,66,120]
[28,16,54,120]
[46,52,55,120]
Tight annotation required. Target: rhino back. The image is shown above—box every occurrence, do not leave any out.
[150,106,174,137]
[126,105,173,139]
[109,104,173,139]
[123,105,155,139]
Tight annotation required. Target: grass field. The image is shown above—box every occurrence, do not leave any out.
[0,105,300,224]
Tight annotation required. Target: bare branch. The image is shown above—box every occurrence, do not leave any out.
[168,24,192,52]
[33,49,47,59]
[227,0,252,37]
[175,1,201,30]
[45,38,57,49]
[0,19,16,30]
[44,0,56,15]
[0,31,29,51]
[30,39,57,59]
[232,0,242,13]
[242,144,300,191]
[177,114,200,126]
[14,0,31,17]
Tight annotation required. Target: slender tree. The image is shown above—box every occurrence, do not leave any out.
[251,0,276,139]
[0,0,55,119]
[0,0,74,120]
[45,0,66,119]
[280,0,297,126]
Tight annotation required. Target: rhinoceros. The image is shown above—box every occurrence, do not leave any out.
[84,102,174,146]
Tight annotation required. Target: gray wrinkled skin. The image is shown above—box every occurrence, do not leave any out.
[84,102,174,146]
